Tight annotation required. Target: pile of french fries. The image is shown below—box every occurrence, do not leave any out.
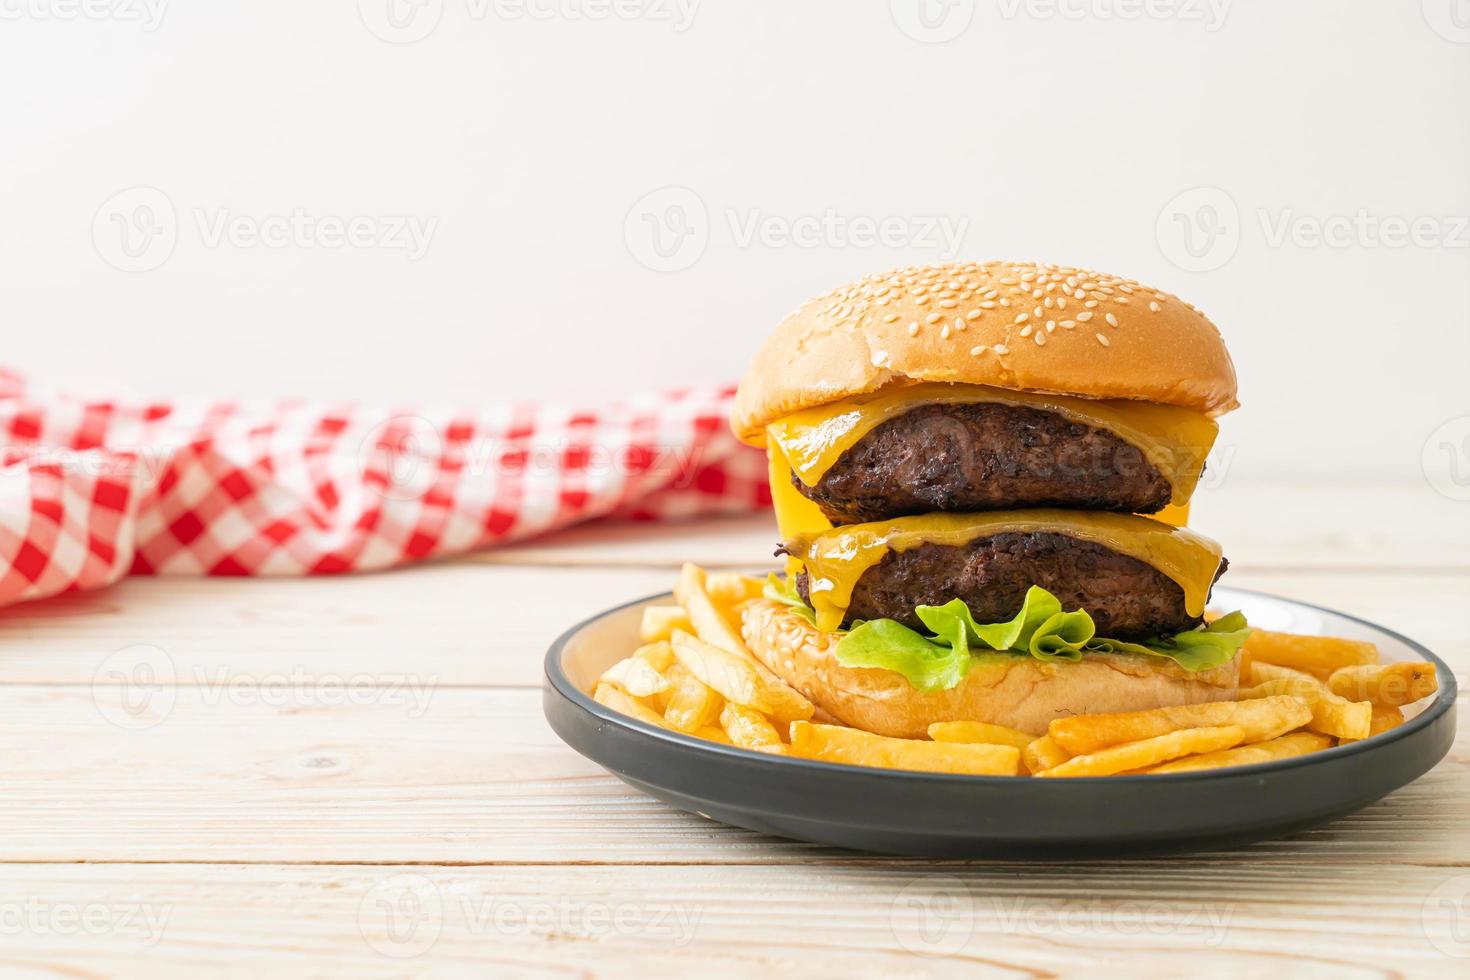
[591,564,1441,777]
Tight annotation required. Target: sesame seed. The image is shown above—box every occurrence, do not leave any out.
[954,317,966,331]
[1060,320,1075,329]
[970,345,985,356]
[1015,313,1029,324]
[883,312,900,323]
[1045,320,1056,333]
[1044,296,1055,309]
[1096,333,1110,347]
[1115,297,1130,305]
[1077,312,1092,322]
[926,312,942,324]
[966,309,983,320]
[1149,301,1161,313]
[993,344,1010,355]
[1035,332,1047,346]
[1105,313,1118,326]
[1084,300,1099,309]
[907,321,920,336]
[939,299,958,308]
[941,324,951,339]
[1019,325,1034,338]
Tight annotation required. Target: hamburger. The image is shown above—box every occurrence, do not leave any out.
[730,260,1248,738]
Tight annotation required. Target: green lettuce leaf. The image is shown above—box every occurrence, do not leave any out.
[766,578,1250,692]
[763,573,815,623]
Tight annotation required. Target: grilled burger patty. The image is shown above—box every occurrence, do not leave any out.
[794,531,1226,640]
[793,402,1176,525]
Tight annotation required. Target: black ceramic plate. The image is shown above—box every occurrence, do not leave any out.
[543,587,1457,857]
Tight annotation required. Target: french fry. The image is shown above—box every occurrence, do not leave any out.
[1337,704,1406,745]
[598,655,672,699]
[693,725,732,744]
[790,721,1020,775]
[1327,662,1438,707]
[1048,696,1311,756]
[706,572,765,609]
[1146,732,1332,774]
[1022,735,1071,774]
[593,682,670,729]
[671,630,814,724]
[1035,725,1246,778]
[1243,662,1371,740]
[720,703,786,754]
[633,641,675,673]
[674,563,757,663]
[928,721,1034,751]
[662,665,724,733]
[639,605,693,644]
[1243,629,1378,679]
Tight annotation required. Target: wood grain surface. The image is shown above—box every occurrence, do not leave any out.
[0,483,1466,977]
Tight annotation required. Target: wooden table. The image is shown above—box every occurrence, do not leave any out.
[2,483,1466,976]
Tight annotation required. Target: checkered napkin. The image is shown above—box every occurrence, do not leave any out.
[0,367,769,608]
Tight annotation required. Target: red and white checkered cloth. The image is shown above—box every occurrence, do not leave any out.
[0,367,770,609]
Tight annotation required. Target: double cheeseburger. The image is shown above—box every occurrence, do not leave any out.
[730,260,1247,738]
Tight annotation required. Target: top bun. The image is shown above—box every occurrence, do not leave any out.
[732,260,1238,444]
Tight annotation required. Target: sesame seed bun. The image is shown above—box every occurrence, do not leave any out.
[731,260,1238,444]
[740,598,1241,738]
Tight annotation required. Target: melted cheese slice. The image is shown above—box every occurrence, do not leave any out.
[766,382,1218,507]
[787,510,1224,633]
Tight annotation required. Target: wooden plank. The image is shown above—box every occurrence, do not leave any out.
[0,568,1463,689]
[0,563,676,687]
[0,862,1466,977]
[0,685,1463,865]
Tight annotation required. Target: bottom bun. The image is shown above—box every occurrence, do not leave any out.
[739,599,1240,738]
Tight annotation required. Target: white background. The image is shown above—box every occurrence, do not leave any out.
[2,0,1467,488]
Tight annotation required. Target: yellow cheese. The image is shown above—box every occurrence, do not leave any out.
[787,510,1224,632]
[768,444,833,579]
[765,382,1218,507]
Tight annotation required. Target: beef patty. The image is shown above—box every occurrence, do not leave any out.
[794,402,1178,524]
[795,531,1226,640]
